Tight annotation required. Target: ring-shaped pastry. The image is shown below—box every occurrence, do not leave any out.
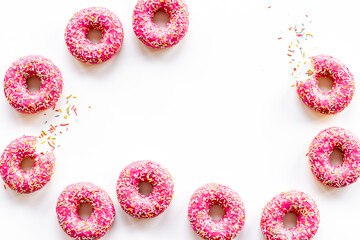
[116,160,174,218]
[260,190,320,240]
[296,55,355,114]
[188,183,246,240]
[56,182,115,240]
[65,7,124,64]
[132,0,189,49]
[0,136,55,193]
[308,127,360,187]
[4,55,63,113]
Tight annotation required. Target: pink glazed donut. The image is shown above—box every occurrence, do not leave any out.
[260,190,320,240]
[188,183,246,240]
[4,55,63,114]
[116,160,174,218]
[308,127,360,187]
[0,136,55,193]
[296,55,355,115]
[132,0,189,49]
[65,7,124,64]
[56,182,115,240]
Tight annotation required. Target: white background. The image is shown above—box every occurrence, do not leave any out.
[1,0,360,239]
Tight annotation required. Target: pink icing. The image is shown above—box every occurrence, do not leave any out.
[65,7,124,64]
[260,190,320,240]
[116,160,174,218]
[56,182,115,240]
[0,136,55,193]
[4,55,63,114]
[308,127,360,188]
[188,183,245,240]
[132,0,189,49]
[296,54,355,114]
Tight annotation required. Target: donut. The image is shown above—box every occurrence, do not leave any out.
[260,190,320,240]
[188,183,246,240]
[65,7,124,64]
[132,0,189,49]
[308,127,360,187]
[116,160,174,218]
[0,136,55,193]
[4,55,63,114]
[296,54,355,115]
[56,182,115,240]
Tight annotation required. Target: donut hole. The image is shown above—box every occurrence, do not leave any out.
[209,204,225,221]
[87,28,103,43]
[20,157,35,171]
[77,202,93,220]
[153,10,170,27]
[330,148,344,166]
[282,212,298,229]
[318,76,334,93]
[138,181,153,196]
[26,76,42,92]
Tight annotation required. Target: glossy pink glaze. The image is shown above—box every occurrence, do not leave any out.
[296,55,355,114]
[188,183,245,240]
[308,127,360,188]
[260,191,320,240]
[0,136,55,193]
[56,182,115,240]
[116,160,174,218]
[65,7,124,64]
[132,0,189,49]
[4,55,63,114]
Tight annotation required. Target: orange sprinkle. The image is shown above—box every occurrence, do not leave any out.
[48,142,55,149]
[278,37,282,40]
[89,106,91,109]
[66,94,72,99]
[50,124,56,130]
[60,123,69,126]
[268,6,271,8]
[4,184,6,190]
